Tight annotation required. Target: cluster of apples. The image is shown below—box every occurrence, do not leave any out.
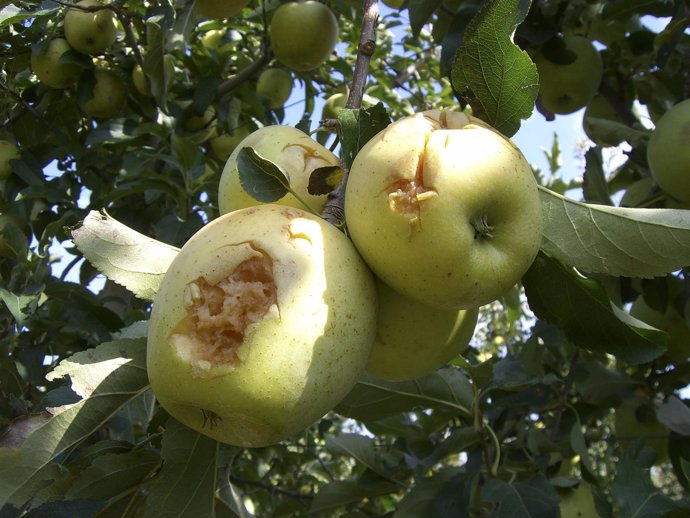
[146,109,543,447]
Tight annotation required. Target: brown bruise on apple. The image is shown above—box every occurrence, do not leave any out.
[170,248,277,378]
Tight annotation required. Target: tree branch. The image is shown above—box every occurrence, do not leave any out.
[217,54,271,98]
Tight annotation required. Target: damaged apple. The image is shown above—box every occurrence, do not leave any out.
[146,204,377,447]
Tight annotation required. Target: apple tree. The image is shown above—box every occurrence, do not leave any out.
[1,0,690,516]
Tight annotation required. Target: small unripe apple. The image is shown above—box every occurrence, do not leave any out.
[31,38,80,89]
[534,35,602,115]
[322,93,347,120]
[200,28,241,53]
[615,394,669,464]
[0,140,20,180]
[583,94,626,147]
[83,68,126,119]
[218,125,340,215]
[631,291,690,364]
[131,63,149,97]
[270,1,339,71]
[209,125,251,162]
[345,109,542,310]
[195,0,250,19]
[64,0,118,55]
[256,68,293,109]
[147,204,377,446]
[366,279,478,381]
[646,99,690,202]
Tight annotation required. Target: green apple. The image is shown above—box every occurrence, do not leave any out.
[83,68,126,119]
[64,0,118,55]
[195,0,250,19]
[218,125,340,215]
[256,68,293,109]
[201,28,240,53]
[0,140,20,180]
[366,279,478,381]
[345,109,542,310]
[558,483,600,518]
[583,94,627,147]
[322,93,347,120]
[209,125,251,162]
[147,204,377,446]
[615,394,669,464]
[534,35,602,115]
[131,63,149,97]
[31,38,80,89]
[646,99,690,202]
[630,290,690,364]
[270,1,339,72]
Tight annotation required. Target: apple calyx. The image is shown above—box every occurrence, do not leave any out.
[472,214,494,240]
[171,246,277,378]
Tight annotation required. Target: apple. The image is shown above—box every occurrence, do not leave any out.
[630,289,690,364]
[201,28,241,53]
[646,99,690,202]
[147,204,377,446]
[344,109,543,310]
[31,38,81,89]
[583,94,627,147]
[132,56,175,97]
[209,125,251,162]
[83,68,126,119]
[615,394,669,464]
[270,1,339,71]
[534,35,602,115]
[64,0,118,55]
[0,140,20,180]
[366,278,478,381]
[256,68,293,109]
[218,125,340,215]
[557,483,600,518]
[322,93,347,120]
[195,0,250,19]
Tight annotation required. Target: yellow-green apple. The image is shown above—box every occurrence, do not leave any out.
[256,68,293,109]
[218,125,340,214]
[647,99,690,202]
[83,68,126,119]
[366,279,478,381]
[64,0,118,55]
[630,289,690,364]
[132,56,175,97]
[201,28,241,52]
[209,125,251,162]
[0,140,20,180]
[583,94,627,147]
[322,93,347,120]
[195,0,250,19]
[270,1,339,71]
[615,394,669,464]
[534,35,602,115]
[146,204,377,446]
[558,483,600,518]
[345,109,542,310]
[31,38,80,89]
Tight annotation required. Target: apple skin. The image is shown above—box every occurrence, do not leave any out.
[270,1,339,72]
[218,125,340,215]
[630,292,690,364]
[147,204,377,447]
[322,93,347,120]
[257,68,293,109]
[195,0,250,19]
[344,109,543,310]
[64,0,118,55]
[201,28,240,53]
[83,68,126,119]
[31,38,80,89]
[0,140,20,180]
[366,278,478,381]
[534,36,602,115]
[209,125,251,162]
[615,394,669,464]
[646,99,690,202]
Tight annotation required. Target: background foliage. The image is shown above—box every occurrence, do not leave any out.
[1,0,690,516]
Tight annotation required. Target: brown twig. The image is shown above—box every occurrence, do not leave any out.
[217,54,271,98]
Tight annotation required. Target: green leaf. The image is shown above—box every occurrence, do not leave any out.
[0,4,57,26]
[142,419,219,518]
[307,165,345,195]
[308,481,398,515]
[451,0,538,137]
[395,467,465,517]
[481,475,560,518]
[582,147,614,205]
[325,434,398,483]
[339,103,391,170]
[656,396,690,436]
[84,119,140,146]
[71,211,180,301]
[0,339,149,509]
[335,367,474,422]
[523,253,667,364]
[408,0,444,37]
[236,146,291,203]
[539,187,690,278]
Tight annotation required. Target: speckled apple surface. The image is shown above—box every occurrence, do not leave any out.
[147,205,377,447]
